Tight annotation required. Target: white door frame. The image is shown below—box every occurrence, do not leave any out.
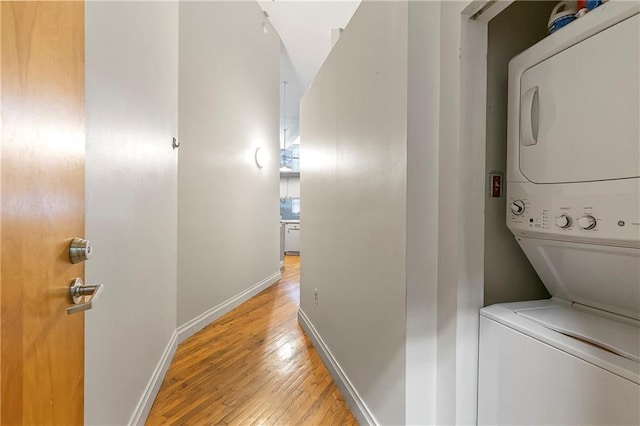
[454,1,514,424]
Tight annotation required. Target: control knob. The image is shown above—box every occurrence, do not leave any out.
[510,200,525,216]
[578,215,597,230]
[555,215,572,229]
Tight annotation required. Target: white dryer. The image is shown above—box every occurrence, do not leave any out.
[478,2,640,425]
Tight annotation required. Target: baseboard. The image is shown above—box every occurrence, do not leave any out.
[176,270,281,344]
[280,260,284,268]
[297,309,378,426]
[128,330,178,425]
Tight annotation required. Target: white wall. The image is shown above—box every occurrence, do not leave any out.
[85,2,178,424]
[484,1,552,306]
[177,1,281,327]
[435,4,469,424]
[405,2,441,424]
[300,2,408,424]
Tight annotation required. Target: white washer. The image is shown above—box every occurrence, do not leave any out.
[478,3,640,425]
[479,300,639,425]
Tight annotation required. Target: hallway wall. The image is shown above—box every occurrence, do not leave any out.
[300,1,538,424]
[85,2,179,424]
[405,2,441,424]
[300,2,408,424]
[85,1,281,424]
[177,2,281,327]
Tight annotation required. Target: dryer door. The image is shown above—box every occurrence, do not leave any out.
[519,14,639,184]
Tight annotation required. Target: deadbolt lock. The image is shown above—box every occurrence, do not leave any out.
[69,238,92,264]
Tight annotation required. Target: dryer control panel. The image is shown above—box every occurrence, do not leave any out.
[507,181,640,248]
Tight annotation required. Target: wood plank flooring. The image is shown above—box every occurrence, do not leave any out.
[146,256,357,425]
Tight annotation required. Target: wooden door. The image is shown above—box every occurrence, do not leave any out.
[1,1,85,424]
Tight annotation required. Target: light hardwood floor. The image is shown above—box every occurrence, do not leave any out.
[146,255,358,425]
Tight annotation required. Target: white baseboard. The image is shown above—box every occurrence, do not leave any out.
[176,270,281,344]
[280,260,284,268]
[128,330,178,425]
[297,309,378,426]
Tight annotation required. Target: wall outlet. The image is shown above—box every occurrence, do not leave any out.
[314,288,319,305]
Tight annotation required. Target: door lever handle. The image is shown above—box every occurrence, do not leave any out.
[67,278,104,315]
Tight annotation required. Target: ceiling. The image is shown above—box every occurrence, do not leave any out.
[258,0,361,90]
[258,1,360,147]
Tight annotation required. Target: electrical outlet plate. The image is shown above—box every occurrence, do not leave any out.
[313,288,318,305]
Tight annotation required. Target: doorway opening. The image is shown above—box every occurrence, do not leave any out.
[459,0,568,421]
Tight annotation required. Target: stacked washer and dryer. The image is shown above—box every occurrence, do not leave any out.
[478,2,640,425]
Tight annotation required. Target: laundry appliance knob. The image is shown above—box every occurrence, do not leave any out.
[510,200,526,216]
[555,215,572,229]
[578,215,597,230]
